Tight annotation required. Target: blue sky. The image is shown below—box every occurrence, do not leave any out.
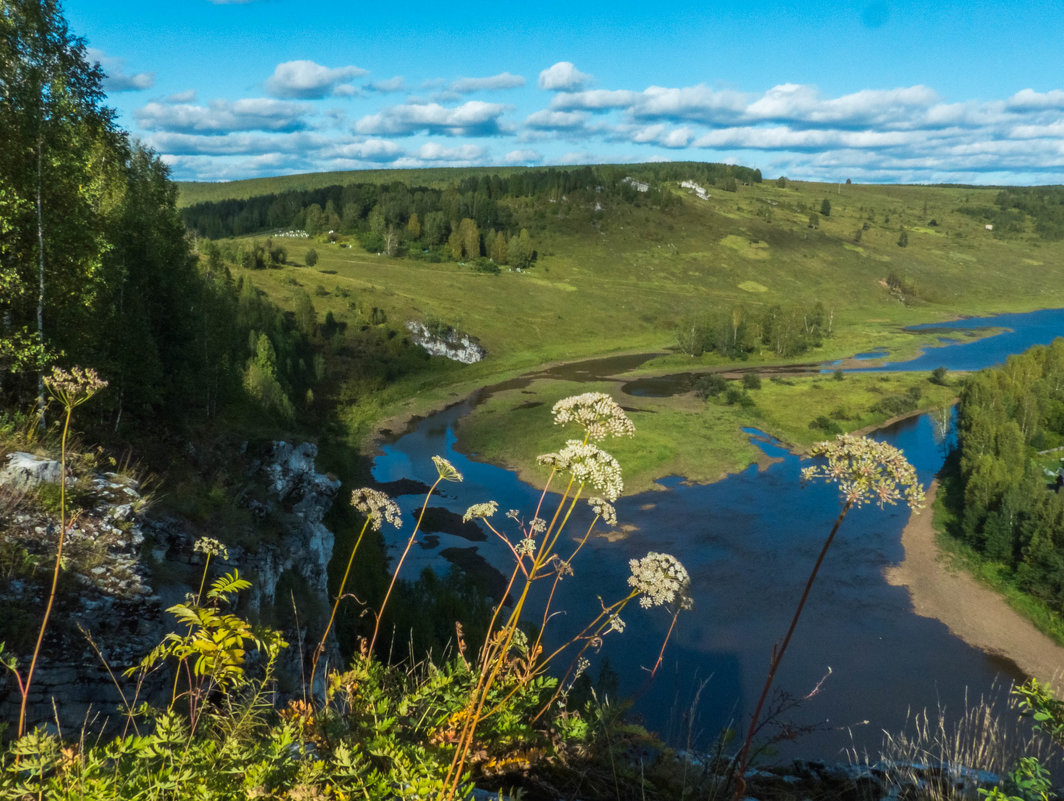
[63,0,1064,184]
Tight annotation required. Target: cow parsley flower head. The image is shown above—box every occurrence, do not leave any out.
[193,537,228,560]
[44,366,107,409]
[537,440,624,501]
[628,552,693,610]
[551,392,635,441]
[801,434,925,511]
[432,455,463,483]
[463,501,498,523]
[588,496,618,527]
[350,488,402,531]
[515,537,537,557]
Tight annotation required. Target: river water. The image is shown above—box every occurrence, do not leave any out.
[370,308,1064,759]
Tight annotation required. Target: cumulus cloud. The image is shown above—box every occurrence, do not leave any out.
[504,149,543,164]
[623,123,695,148]
[550,89,640,112]
[88,49,154,92]
[414,142,488,161]
[265,60,368,99]
[1006,89,1064,110]
[538,62,593,91]
[354,100,511,137]
[525,109,590,130]
[136,97,312,134]
[327,138,404,162]
[451,72,526,93]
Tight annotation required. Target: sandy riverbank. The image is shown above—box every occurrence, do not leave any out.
[885,480,1064,683]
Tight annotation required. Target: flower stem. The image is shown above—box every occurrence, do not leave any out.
[732,499,852,800]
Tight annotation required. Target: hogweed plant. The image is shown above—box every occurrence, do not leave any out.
[732,434,926,800]
[309,487,402,696]
[367,455,463,658]
[6,366,106,739]
[437,392,692,800]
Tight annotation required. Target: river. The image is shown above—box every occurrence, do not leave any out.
[370,308,1064,760]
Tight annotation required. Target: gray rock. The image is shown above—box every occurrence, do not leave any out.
[1,452,61,490]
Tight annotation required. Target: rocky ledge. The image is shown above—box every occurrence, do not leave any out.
[406,320,487,364]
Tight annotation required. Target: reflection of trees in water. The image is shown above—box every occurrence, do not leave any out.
[930,405,956,459]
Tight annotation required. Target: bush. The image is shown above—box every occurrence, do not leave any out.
[742,373,762,390]
[929,366,950,386]
[694,374,727,399]
[809,415,842,434]
[305,248,318,267]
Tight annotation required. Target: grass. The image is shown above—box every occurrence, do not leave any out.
[210,173,1064,483]
[454,371,958,495]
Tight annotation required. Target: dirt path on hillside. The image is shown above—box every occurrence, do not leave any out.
[885,480,1064,682]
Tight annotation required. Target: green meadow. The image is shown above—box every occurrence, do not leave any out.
[193,171,1064,478]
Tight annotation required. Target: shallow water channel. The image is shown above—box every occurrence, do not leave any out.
[370,308,1064,760]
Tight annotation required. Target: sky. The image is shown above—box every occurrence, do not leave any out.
[60,0,1064,185]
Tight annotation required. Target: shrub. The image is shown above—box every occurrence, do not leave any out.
[695,374,728,399]
[305,247,318,267]
[742,373,762,390]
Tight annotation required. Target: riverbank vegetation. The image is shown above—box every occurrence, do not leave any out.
[937,339,1064,645]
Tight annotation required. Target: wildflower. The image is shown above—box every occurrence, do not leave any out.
[432,455,463,483]
[607,614,626,634]
[506,509,521,521]
[551,392,636,441]
[537,440,624,501]
[350,488,402,531]
[572,657,590,681]
[515,538,537,557]
[588,496,618,527]
[463,500,498,523]
[529,517,547,534]
[44,366,107,409]
[628,552,694,610]
[193,537,228,560]
[801,434,925,511]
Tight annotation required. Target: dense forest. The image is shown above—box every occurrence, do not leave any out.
[180,162,762,266]
[0,0,435,437]
[952,340,1064,608]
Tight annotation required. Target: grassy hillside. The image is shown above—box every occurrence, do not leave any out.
[191,168,1064,470]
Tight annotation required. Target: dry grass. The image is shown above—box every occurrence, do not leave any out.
[852,683,1061,801]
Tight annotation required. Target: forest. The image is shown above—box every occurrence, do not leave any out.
[950,340,1064,611]
[179,162,761,266]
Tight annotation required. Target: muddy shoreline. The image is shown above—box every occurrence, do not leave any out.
[886,480,1064,683]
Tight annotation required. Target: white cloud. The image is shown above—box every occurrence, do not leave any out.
[366,76,406,93]
[451,72,526,93]
[624,123,695,148]
[88,48,154,92]
[550,89,640,111]
[354,100,511,137]
[166,89,197,104]
[328,138,404,162]
[415,142,488,161]
[265,60,368,99]
[538,62,593,91]
[504,149,543,164]
[136,97,312,134]
[1006,88,1064,110]
[525,109,589,130]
